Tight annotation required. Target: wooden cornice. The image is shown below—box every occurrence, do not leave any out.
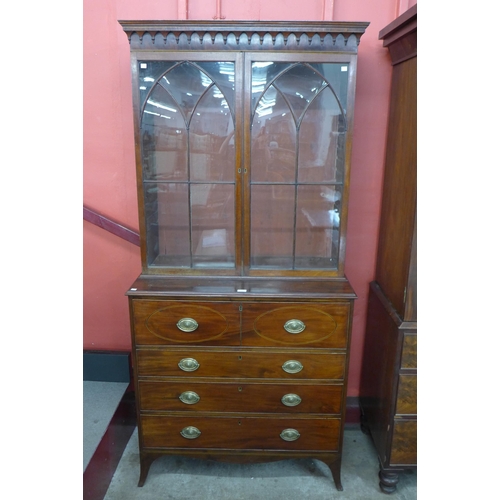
[118,20,369,52]
[379,4,417,65]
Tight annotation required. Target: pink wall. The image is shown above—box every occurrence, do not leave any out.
[83,0,415,395]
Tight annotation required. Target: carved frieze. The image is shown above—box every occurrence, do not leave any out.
[119,21,369,52]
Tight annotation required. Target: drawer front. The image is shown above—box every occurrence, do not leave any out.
[401,334,417,369]
[241,302,350,348]
[141,414,340,451]
[139,380,343,414]
[132,300,240,346]
[390,420,417,465]
[136,349,346,380]
[395,374,417,415]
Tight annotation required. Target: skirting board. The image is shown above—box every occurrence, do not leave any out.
[83,350,131,383]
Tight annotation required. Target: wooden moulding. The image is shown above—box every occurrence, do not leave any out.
[118,20,369,52]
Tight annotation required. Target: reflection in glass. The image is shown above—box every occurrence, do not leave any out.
[197,61,236,115]
[298,88,345,183]
[190,86,235,182]
[251,62,290,112]
[273,63,326,122]
[295,185,341,269]
[145,183,191,268]
[249,62,349,271]
[138,61,176,108]
[142,85,188,181]
[251,86,296,183]
[140,61,236,270]
[250,185,295,269]
[192,184,235,268]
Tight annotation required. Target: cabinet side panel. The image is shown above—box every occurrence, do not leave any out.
[359,283,401,465]
[375,56,417,318]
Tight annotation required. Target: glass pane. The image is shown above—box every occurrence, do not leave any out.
[273,64,327,122]
[138,61,176,108]
[159,62,213,121]
[145,182,191,268]
[250,185,295,269]
[251,86,296,183]
[191,184,235,268]
[142,85,188,181]
[318,63,350,113]
[190,86,235,182]
[298,87,345,183]
[197,62,236,115]
[295,185,341,270]
[251,62,291,112]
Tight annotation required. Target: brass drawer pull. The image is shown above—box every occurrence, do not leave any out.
[179,391,200,405]
[280,428,300,441]
[282,360,303,374]
[281,393,302,407]
[176,318,199,332]
[180,426,201,439]
[178,358,200,372]
[284,319,305,334]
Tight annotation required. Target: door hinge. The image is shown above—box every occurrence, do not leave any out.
[239,305,243,312]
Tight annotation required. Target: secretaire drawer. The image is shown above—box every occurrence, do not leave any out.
[241,302,350,348]
[141,414,341,451]
[136,349,346,380]
[132,300,241,346]
[139,380,343,414]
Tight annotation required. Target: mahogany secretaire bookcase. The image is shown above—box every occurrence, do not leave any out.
[119,20,368,491]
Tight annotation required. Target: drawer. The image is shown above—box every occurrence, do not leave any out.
[401,334,417,369]
[139,380,343,414]
[136,349,346,380]
[241,302,350,348]
[395,374,417,415]
[390,419,417,465]
[141,414,341,451]
[132,300,240,346]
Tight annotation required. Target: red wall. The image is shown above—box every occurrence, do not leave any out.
[83,0,416,396]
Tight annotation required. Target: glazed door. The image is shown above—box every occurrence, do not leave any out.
[134,52,243,274]
[244,52,357,276]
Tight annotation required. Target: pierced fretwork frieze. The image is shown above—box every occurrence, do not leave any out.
[119,21,369,52]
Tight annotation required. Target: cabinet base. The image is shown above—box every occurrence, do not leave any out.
[138,450,343,491]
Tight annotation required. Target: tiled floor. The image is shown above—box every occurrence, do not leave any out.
[83,382,417,499]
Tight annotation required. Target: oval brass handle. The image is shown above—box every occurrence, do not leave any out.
[176,318,199,332]
[284,319,305,334]
[178,358,200,372]
[281,393,302,407]
[179,391,200,405]
[180,426,201,439]
[282,360,303,374]
[280,428,300,441]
